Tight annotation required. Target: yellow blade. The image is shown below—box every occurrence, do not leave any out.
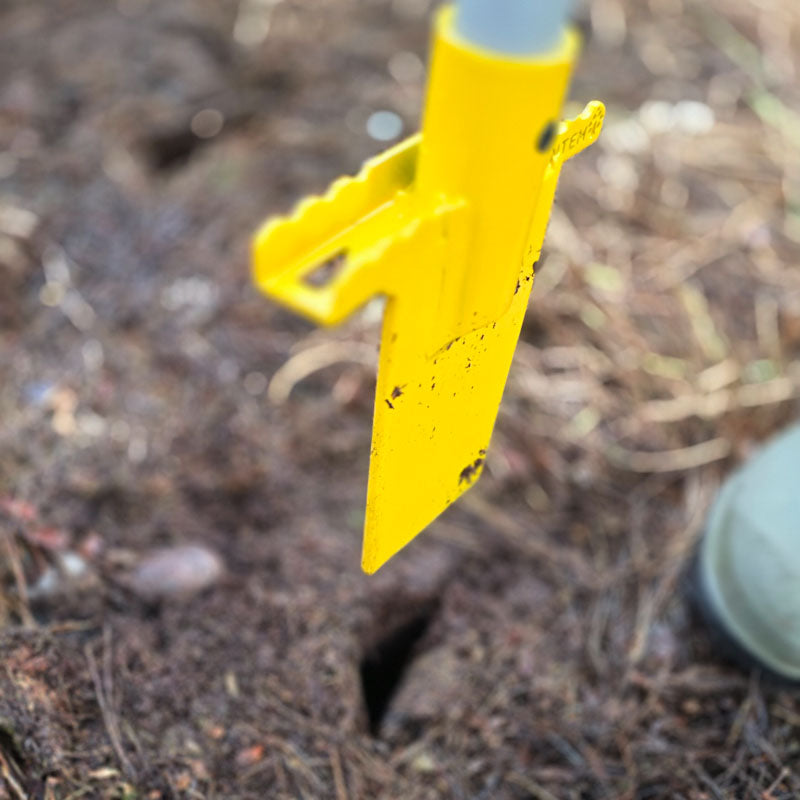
[252,86,605,573]
[362,102,606,573]
[362,247,537,573]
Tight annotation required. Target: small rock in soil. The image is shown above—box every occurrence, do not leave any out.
[127,544,224,601]
[29,552,94,599]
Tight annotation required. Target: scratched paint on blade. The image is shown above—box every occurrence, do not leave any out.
[361,254,538,573]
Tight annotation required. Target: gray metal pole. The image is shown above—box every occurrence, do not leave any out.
[455,0,573,55]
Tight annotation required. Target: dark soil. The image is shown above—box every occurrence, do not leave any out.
[1,0,799,797]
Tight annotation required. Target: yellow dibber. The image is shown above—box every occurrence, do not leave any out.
[253,5,604,573]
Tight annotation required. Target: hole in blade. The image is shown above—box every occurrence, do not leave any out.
[304,251,347,288]
[536,120,558,153]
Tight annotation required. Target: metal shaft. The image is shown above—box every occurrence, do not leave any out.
[455,0,573,55]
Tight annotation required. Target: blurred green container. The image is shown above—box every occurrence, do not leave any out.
[697,424,800,682]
